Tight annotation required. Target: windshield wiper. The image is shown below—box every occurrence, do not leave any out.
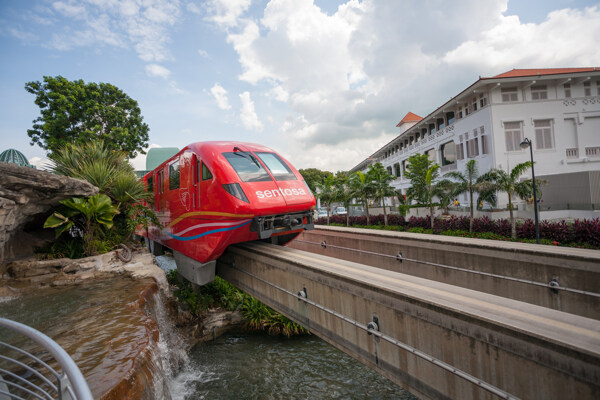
[233,147,262,170]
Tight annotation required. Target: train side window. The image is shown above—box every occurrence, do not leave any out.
[202,163,213,181]
[147,176,153,193]
[169,160,180,190]
[157,171,164,194]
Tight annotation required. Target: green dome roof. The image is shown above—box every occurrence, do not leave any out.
[0,149,34,168]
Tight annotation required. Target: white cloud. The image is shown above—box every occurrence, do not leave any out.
[443,7,600,70]
[211,0,600,171]
[206,0,252,28]
[210,83,232,110]
[145,64,172,79]
[239,91,263,131]
[198,49,209,58]
[48,0,181,62]
[28,157,52,171]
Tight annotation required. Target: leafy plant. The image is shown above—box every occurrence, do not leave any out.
[44,194,119,256]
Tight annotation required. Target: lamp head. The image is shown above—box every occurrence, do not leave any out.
[520,138,531,149]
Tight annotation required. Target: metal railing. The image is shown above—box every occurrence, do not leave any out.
[0,318,93,400]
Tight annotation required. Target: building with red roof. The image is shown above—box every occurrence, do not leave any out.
[352,68,600,218]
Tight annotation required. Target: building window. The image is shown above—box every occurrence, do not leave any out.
[429,123,436,134]
[564,83,571,98]
[387,166,393,175]
[437,118,445,130]
[501,87,518,102]
[534,120,554,150]
[457,109,463,119]
[169,160,180,190]
[456,142,465,160]
[466,138,479,158]
[446,111,455,125]
[584,81,591,96]
[504,121,523,152]
[394,163,401,177]
[401,160,407,173]
[479,93,488,108]
[425,148,436,163]
[531,85,548,100]
[481,135,489,155]
[441,142,456,166]
[472,97,478,112]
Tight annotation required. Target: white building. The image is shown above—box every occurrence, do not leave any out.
[352,68,600,213]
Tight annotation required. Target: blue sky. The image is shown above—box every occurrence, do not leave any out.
[1,0,599,172]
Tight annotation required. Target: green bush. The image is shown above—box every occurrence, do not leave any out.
[167,270,309,337]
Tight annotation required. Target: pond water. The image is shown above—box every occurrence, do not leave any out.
[170,333,415,400]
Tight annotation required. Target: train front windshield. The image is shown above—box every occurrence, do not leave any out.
[223,151,297,182]
[254,152,297,181]
[223,152,271,182]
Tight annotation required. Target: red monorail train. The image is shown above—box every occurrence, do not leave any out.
[138,141,316,264]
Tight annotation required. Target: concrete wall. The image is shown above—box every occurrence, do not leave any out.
[217,242,600,400]
[289,226,600,319]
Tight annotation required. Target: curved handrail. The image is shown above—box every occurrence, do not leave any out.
[0,318,93,400]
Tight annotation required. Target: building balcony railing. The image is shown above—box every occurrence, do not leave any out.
[440,163,458,173]
[566,148,579,159]
[585,146,600,158]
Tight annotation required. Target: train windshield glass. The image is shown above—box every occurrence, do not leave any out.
[223,152,272,182]
[255,152,297,181]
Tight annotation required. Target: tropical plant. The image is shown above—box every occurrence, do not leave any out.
[299,168,332,193]
[25,75,149,158]
[404,154,445,229]
[446,159,485,232]
[478,161,534,239]
[315,174,335,225]
[49,140,155,246]
[367,163,397,225]
[349,171,374,225]
[333,172,353,226]
[44,194,119,256]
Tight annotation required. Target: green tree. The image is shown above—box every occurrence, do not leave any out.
[25,76,149,158]
[367,163,397,225]
[315,174,335,225]
[299,168,332,193]
[446,159,485,232]
[349,171,374,225]
[404,154,445,229]
[478,162,534,239]
[333,172,353,226]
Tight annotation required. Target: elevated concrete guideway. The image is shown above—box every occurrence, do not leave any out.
[217,241,600,400]
[290,226,600,319]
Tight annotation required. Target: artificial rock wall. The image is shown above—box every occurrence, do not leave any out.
[0,162,98,264]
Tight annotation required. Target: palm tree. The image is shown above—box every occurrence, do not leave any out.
[349,171,374,225]
[333,172,353,227]
[405,154,444,230]
[479,161,534,239]
[315,174,335,225]
[368,163,397,225]
[446,159,484,232]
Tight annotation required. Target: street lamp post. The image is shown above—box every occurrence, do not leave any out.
[520,137,540,244]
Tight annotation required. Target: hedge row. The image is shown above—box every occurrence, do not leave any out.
[316,215,600,248]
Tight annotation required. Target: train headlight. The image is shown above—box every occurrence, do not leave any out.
[223,183,250,203]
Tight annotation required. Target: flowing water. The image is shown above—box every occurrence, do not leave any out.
[1,275,413,399]
[170,333,414,399]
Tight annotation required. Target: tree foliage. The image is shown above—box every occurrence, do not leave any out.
[478,161,534,239]
[25,76,149,158]
[299,168,332,193]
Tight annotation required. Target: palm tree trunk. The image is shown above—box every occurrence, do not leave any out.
[430,203,434,230]
[508,197,516,239]
[365,199,370,225]
[469,188,474,233]
[382,198,388,225]
[346,203,350,227]
[326,204,330,226]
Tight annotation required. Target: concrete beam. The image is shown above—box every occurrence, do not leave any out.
[217,242,600,400]
[289,226,600,319]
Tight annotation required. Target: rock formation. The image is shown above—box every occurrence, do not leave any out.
[0,162,98,263]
